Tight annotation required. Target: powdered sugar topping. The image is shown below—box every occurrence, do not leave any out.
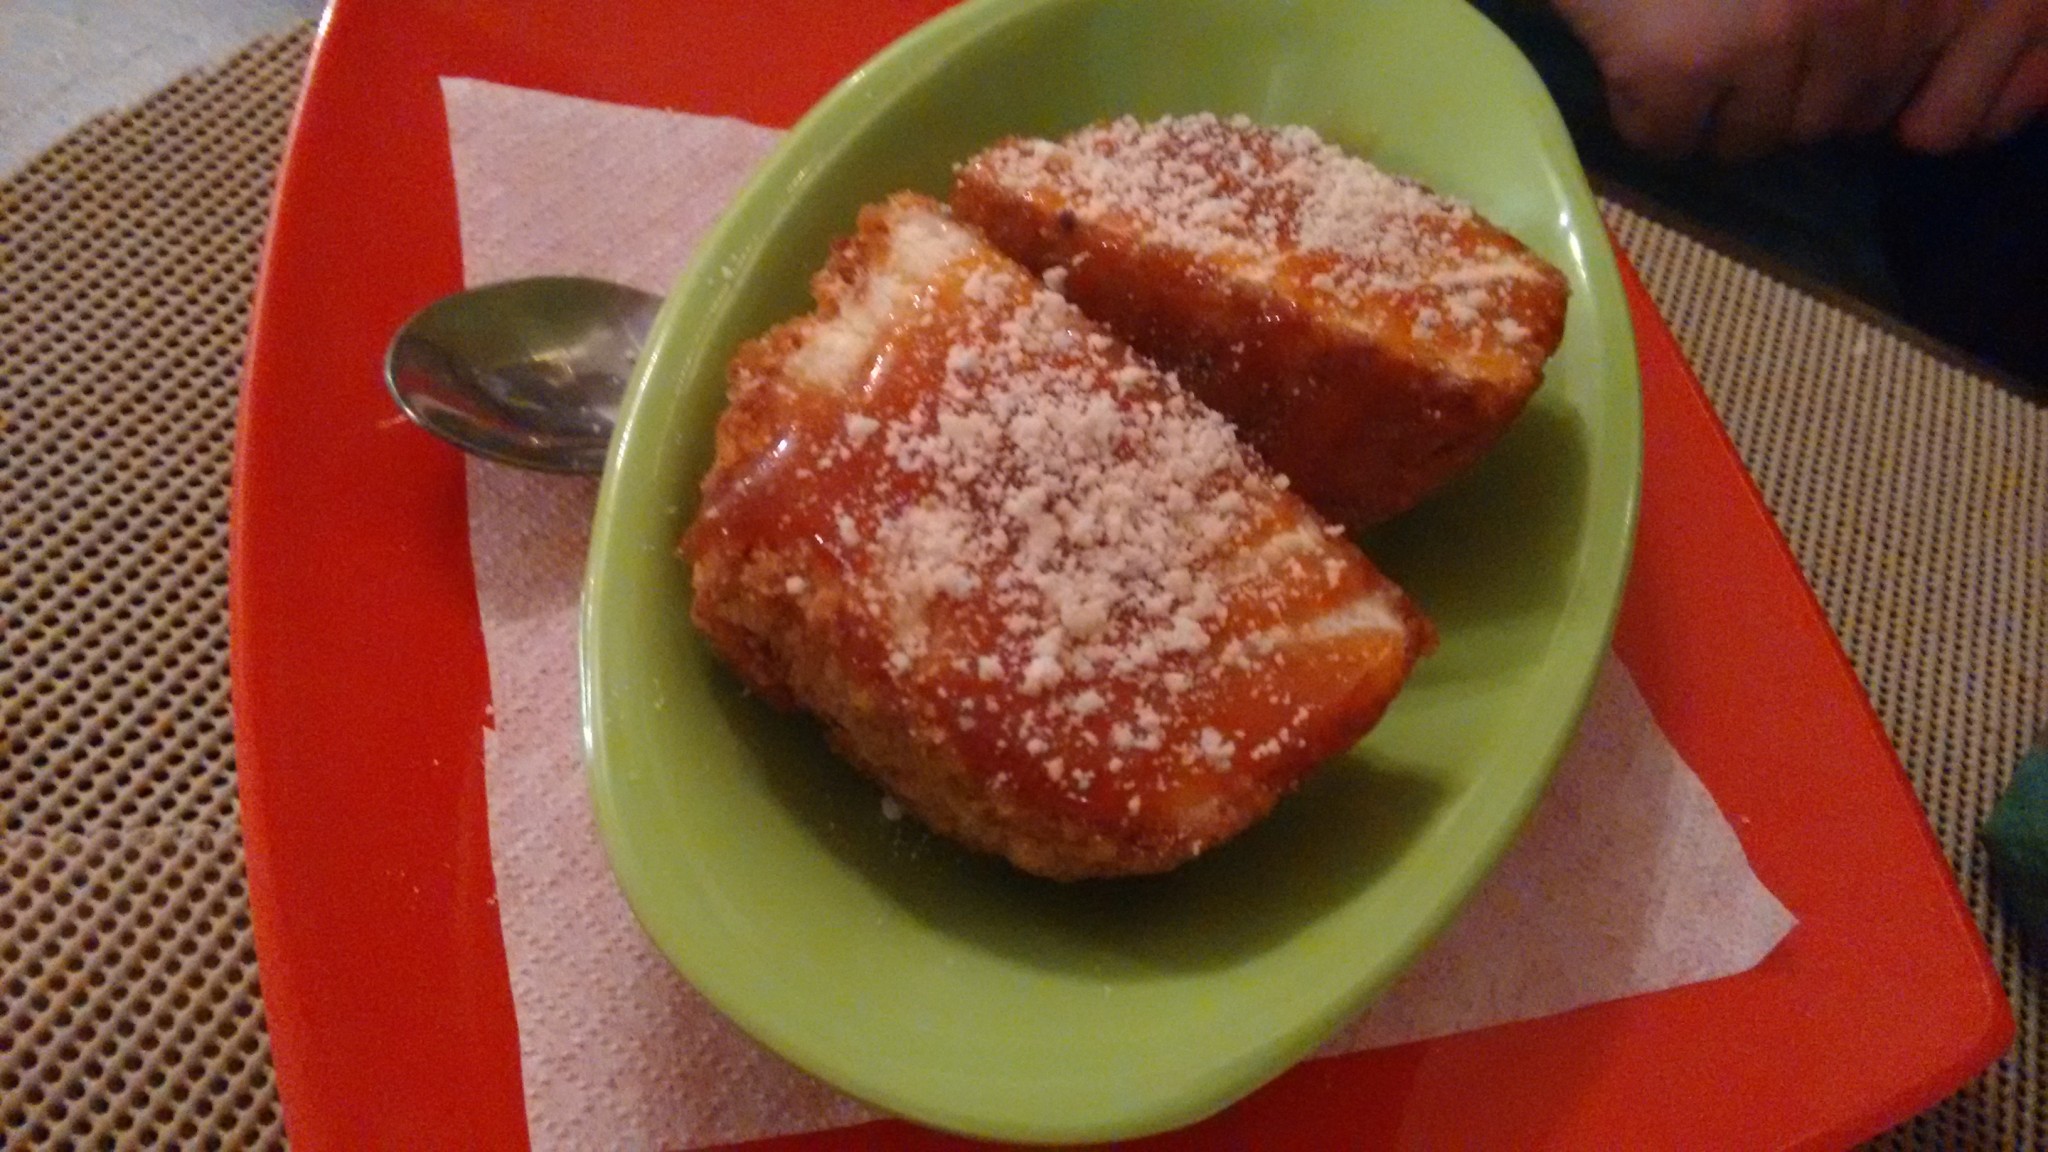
[972,113,1554,347]
[721,198,1418,822]
[863,258,1282,752]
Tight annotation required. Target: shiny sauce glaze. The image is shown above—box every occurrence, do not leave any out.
[688,207,1419,846]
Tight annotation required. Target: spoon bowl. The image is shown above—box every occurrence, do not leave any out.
[384,276,661,473]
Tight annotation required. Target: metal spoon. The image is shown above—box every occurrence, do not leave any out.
[384,276,662,474]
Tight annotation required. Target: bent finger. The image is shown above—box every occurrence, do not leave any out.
[1608,67,1726,158]
[1712,32,1805,159]
[1794,0,1896,140]
[1851,0,1970,134]
[1979,39,2048,141]
[1899,0,2037,152]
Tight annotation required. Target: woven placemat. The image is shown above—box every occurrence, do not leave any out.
[2,20,2042,1149]
[1,26,308,1150]
[1605,204,2048,1151]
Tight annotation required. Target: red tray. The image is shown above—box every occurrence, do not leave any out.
[229,1,2011,1147]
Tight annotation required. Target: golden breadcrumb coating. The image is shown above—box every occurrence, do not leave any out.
[685,193,1431,879]
[952,113,1569,529]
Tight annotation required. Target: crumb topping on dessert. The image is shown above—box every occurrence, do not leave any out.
[971,113,1556,347]
[802,207,1406,803]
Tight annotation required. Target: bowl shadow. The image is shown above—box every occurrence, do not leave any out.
[1364,396,1591,626]
[1360,397,1591,682]
[708,666,1454,980]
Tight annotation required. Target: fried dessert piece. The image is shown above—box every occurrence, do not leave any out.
[684,193,1432,880]
[952,113,1570,530]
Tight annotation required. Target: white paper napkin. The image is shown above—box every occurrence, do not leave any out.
[444,77,1796,1150]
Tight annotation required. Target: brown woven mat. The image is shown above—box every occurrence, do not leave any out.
[1606,205,2048,1151]
[2,26,308,1150]
[2,21,2042,1150]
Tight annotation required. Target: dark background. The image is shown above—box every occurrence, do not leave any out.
[1473,0,2048,393]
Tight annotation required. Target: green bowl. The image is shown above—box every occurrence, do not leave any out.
[582,0,1641,1141]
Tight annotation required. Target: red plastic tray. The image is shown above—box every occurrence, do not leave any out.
[229,1,2011,1147]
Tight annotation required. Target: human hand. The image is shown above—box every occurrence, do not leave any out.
[1547,0,1993,159]
[1896,0,2048,152]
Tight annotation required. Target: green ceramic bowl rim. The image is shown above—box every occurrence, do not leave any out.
[583,0,1642,1140]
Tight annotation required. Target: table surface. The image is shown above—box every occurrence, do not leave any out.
[3,17,2044,1152]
